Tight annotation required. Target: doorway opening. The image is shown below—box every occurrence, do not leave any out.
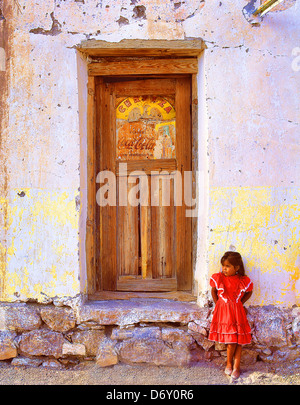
[79,40,204,300]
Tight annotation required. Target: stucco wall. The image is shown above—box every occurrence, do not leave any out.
[0,0,299,306]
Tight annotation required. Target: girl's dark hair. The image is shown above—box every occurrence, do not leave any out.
[221,251,245,276]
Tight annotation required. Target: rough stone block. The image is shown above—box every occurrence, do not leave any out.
[0,303,41,332]
[118,338,190,366]
[250,306,288,347]
[62,342,86,356]
[77,300,204,327]
[111,326,161,341]
[11,356,42,367]
[96,337,118,367]
[188,331,214,351]
[0,331,17,360]
[292,315,300,343]
[259,347,300,363]
[18,329,65,358]
[188,321,208,336]
[71,329,105,356]
[40,306,76,332]
[42,359,64,369]
[240,348,258,365]
[161,327,194,345]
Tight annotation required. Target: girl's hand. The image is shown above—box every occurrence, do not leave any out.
[211,287,218,305]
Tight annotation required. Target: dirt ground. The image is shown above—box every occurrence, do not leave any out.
[0,360,299,386]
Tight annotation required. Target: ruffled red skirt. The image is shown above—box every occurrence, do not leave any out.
[208,299,252,345]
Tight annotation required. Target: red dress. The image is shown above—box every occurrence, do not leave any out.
[208,272,253,345]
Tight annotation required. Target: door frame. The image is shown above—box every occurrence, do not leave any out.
[81,41,204,299]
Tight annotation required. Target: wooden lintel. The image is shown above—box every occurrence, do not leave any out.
[88,58,198,76]
[78,39,206,58]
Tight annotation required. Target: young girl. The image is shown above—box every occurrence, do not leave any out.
[208,251,253,379]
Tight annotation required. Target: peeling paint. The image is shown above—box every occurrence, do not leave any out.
[132,5,146,20]
[29,12,62,36]
[0,189,80,302]
[208,187,300,306]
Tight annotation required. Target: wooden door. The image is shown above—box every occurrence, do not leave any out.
[96,76,192,292]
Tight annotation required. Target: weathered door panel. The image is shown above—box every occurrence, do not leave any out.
[97,77,191,292]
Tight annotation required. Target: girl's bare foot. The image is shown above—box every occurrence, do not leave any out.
[224,366,232,376]
[231,369,240,379]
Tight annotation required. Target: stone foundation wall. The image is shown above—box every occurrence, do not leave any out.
[0,301,299,369]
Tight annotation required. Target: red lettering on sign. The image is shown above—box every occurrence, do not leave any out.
[124,99,132,108]
[158,100,167,107]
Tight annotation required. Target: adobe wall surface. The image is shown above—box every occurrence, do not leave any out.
[0,1,299,308]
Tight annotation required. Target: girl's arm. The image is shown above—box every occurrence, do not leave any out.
[211,287,218,304]
[241,291,252,305]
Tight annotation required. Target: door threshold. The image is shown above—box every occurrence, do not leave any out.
[88,291,197,302]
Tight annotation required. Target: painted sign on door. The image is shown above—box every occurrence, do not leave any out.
[116,96,176,160]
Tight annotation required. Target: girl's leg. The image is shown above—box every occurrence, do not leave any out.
[225,344,236,373]
[232,344,242,379]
